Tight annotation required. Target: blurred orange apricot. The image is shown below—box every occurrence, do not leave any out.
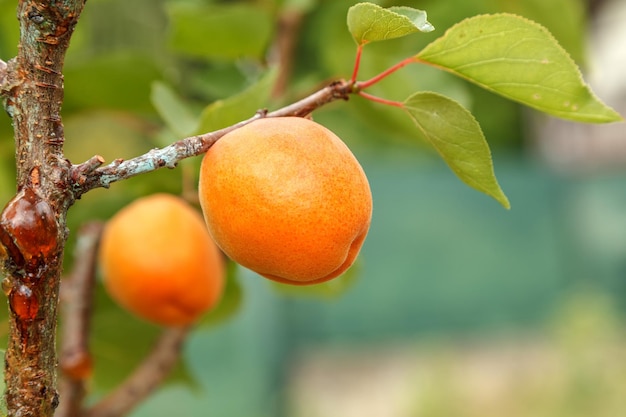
[198,117,372,285]
[98,193,224,326]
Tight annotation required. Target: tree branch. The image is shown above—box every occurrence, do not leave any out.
[55,222,103,417]
[269,9,305,98]
[82,326,190,417]
[70,80,353,198]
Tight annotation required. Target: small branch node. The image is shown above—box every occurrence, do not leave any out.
[70,155,105,186]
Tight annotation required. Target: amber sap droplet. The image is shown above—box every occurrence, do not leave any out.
[0,242,8,275]
[0,241,6,261]
[9,284,39,320]
[1,277,12,296]
[0,187,58,267]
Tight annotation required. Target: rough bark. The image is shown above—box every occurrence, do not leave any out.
[0,1,86,416]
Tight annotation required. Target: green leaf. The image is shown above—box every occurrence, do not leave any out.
[347,2,434,46]
[151,82,199,138]
[0,0,19,57]
[64,53,162,113]
[416,14,622,123]
[491,0,587,64]
[196,68,278,134]
[403,92,510,209]
[167,3,273,60]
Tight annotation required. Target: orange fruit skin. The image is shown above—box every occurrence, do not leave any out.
[198,117,372,285]
[99,194,224,326]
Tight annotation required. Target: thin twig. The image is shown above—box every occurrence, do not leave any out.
[71,80,353,198]
[82,326,190,417]
[55,222,104,417]
[270,9,306,98]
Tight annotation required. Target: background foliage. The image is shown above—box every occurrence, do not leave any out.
[1,0,625,416]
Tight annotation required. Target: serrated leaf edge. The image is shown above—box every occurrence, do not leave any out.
[416,13,622,123]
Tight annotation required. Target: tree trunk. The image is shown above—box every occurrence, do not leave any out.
[0,1,85,416]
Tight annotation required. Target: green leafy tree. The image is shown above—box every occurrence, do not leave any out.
[0,1,621,416]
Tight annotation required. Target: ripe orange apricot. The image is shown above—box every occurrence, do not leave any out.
[198,117,372,285]
[98,193,224,326]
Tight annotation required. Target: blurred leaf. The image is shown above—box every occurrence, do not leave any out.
[183,62,250,101]
[87,283,195,391]
[64,53,162,113]
[196,67,278,134]
[0,0,18,57]
[416,14,622,123]
[283,0,319,13]
[167,3,273,60]
[403,92,510,209]
[198,261,243,327]
[65,0,169,63]
[64,111,154,163]
[0,156,15,208]
[151,82,199,138]
[347,3,434,46]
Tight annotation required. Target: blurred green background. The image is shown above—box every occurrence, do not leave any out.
[1,0,626,416]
